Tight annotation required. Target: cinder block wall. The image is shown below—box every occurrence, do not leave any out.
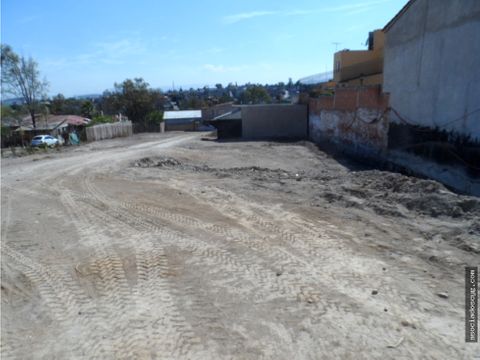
[241,104,307,139]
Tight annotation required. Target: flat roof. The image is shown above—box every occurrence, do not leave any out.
[212,109,242,121]
[163,110,202,120]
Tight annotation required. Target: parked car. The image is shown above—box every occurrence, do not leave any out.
[31,135,59,147]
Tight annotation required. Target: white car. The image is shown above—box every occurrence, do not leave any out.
[31,135,59,147]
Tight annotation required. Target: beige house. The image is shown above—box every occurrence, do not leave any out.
[333,29,384,86]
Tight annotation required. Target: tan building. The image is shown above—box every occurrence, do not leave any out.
[333,29,384,86]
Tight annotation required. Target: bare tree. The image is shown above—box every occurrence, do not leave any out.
[1,44,49,128]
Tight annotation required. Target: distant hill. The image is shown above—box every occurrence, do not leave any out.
[1,94,102,106]
[1,97,25,106]
[72,94,102,100]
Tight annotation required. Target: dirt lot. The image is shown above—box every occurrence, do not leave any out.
[1,132,479,359]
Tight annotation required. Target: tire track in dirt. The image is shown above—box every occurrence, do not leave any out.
[59,177,214,359]
[82,177,363,332]
[164,182,462,354]
[1,244,100,358]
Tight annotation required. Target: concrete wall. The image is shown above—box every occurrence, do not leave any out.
[309,86,390,155]
[241,104,307,139]
[383,0,480,139]
[165,119,197,131]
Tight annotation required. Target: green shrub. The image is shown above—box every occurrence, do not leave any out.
[146,111,164,124]
[87,115,115,127]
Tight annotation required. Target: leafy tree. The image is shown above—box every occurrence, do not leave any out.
[99,90,122,115]
[81,100,95,118]
[87,115,115,127]
[1,105,21,122]
[63,97,84,115]
[114,78,155,123]
[1,44,49,128]
[50,93,66,114]
[219,92,233,103]
[240,85,271,104]
[181,97,205,110]
[146,110,164,124]
[287,77,294,89]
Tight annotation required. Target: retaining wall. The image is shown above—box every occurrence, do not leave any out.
[309,86,390,155]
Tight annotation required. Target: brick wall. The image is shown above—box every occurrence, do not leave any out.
[310,86,389,114]
[309,85,390,154]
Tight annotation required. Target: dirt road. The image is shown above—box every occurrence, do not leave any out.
[1,133,479,359]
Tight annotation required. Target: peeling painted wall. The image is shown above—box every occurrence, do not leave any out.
[309,86,389,155]
[310,109,388,151]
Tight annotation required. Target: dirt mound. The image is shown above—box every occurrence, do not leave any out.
[134,157,181,168]
[349,171,479,217]
[133,157,299,181]
[353,170,446,194]
[318,170,480,219]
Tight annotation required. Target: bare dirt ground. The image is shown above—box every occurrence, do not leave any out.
[1,132,479,359]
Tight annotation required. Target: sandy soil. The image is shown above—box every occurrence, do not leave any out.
[1,132,479,359]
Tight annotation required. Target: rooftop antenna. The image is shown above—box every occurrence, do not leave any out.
[332,42,341,52]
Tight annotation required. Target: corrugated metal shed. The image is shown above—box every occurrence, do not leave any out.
[164,110,202,120]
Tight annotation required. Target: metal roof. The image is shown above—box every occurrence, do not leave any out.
[163,110,202,120]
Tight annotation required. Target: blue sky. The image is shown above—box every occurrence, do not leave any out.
[2,0,406,96]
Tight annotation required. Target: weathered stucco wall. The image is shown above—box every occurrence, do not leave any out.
[309,86,390,156]
[383,0,480,139]
[241,104,307,139]
[310,108,389,152]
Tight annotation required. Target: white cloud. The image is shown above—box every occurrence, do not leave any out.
[43,37,146,70]
[322,0,392,13]
[202,62,273,73]
[222,0,392,24]
[222,11,278,24]
[202,64,248,73]
[19,14,42,24]
[93,38,145,57]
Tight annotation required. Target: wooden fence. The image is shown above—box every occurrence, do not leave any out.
[86,121,133,142]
